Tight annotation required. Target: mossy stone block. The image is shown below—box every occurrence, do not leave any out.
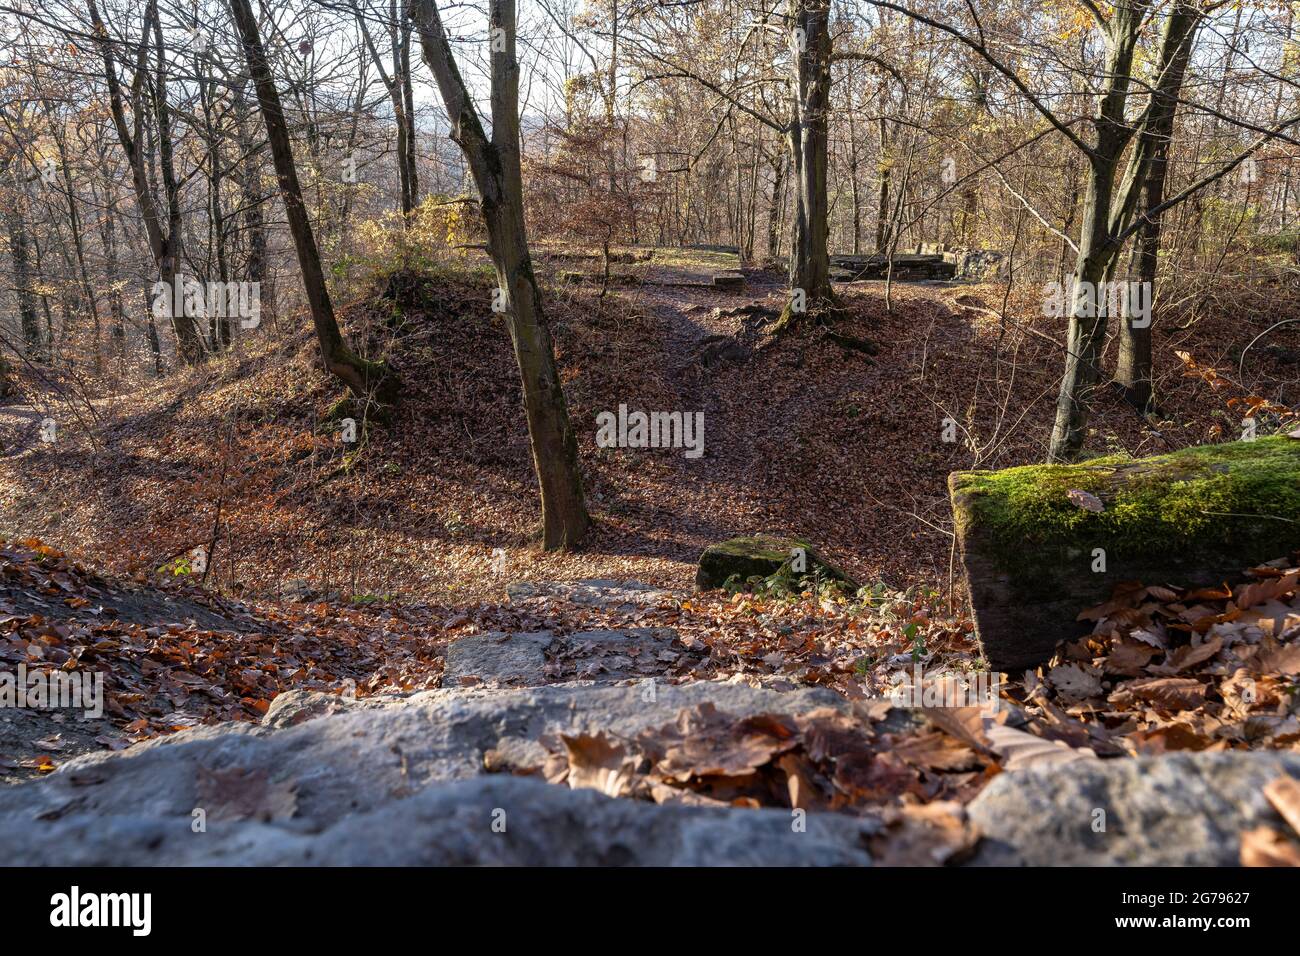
[695,535,857,591]
[949,436,1300,671]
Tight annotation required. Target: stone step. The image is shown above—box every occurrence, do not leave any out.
[0,682,861,864]
[442,626,688,687]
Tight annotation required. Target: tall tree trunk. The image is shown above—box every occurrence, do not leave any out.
[400,13,419,207]
[229,0,393,400]
[1114,3,1201,410]
[86,0,204,365]
[205,77,233,351]
[97,174,127,367]
[785,0,833,316]
[848,106,862,255]
[875,117,891,253]
[1048,2,1148,461]
[410,0,590,550]
[766,149,785,262]
[149,0,204,364]
[233,84,272,323]
[1,154,44,361]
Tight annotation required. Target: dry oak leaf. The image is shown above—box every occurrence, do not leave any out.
[892,730,984,773]
[1263,775,1300,837]
[195,766,297,822]
[983,723,1098,771]
[920,704,992,754]
[1108,676,1207,711]
[1147,636,1224,677]
[1103,638,1160,677]
[1240,827,1300,867]
[648,705,799,782]
[1066,489,1105,513]
[832,750,922,803]
[1257,642,1300,677]
[869,801,978,867]
[797,707,875,763]
[1078,582,1149,622]
[776,752,829,811]
[560,732,638,798]
[1127,721,1216,754]
[1047,662,1104,700]
[1220,668,1276,715]
[1236,571,1300,611]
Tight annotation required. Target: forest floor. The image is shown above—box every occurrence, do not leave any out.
[3,252,1300,862]
[4,248,1294,606]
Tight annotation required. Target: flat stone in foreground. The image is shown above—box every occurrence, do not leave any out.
[0,775,877,866]
[443,630,555,685]
[0,682,849,858]
[967,751,1300,866]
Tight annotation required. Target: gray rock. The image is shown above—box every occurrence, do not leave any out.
[443,630,554,686]
[561,628,681,680]
[695,535,858,592]
[0,682,849,850]
[261,689,391,729]
[967,751,1300,866]
[0,776,877,866]
[506,579,673,610]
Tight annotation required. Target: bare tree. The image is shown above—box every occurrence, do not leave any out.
[228,0,395,399]
[410,0,591,549]
[86,0,205,364]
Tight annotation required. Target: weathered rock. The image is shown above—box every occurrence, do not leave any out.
[559,628,682,680]
[829,253,956,282]
[695,535,858,592]
[261,688,383,729]
[0,775,878,866]
[506,578,673,610]
[0,682,849,840]
[443,630,554,685]
[967,751,1300,866]
[950,436,1300,670]
[952,249,1007,282]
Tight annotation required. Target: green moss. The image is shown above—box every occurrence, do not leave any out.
[695,535,858,591]
[708,535,812,562]
[951,436,1300,568]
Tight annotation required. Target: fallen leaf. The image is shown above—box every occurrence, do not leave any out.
[1109,676,1207,711]
[1066,489,1104,513]
[1264,776,1300,837]
[1241,827,1300,866]
[560,732,637,797]
[983,723,1098,771]
[1148,636,1223,676]
[195,766,297,822]
[1047,662,1103,699]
